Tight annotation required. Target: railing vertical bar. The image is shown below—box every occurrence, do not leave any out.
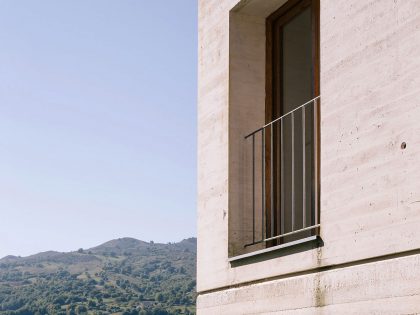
[280,120,284,236]
[261,129,265,241]
[252,134,255,243]
[270,124,274,238]
[314,98,319,227]
[291,112,295,232]
[302,107,306,228]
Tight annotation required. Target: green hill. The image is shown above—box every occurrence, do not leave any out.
[0,238,196,315]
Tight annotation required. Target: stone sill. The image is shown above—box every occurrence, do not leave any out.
[228,235,321,263]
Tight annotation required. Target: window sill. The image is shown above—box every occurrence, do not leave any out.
[228,235,321,263]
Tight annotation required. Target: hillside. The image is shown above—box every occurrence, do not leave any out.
[0,238,196,315]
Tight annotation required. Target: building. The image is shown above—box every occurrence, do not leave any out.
[197,0,420,313]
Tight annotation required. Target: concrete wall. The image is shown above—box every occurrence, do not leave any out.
[197,0,420,312]
[198,254,420,314]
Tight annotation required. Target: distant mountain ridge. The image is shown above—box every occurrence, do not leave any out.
[0,237,196,262]
[0,237,197,315]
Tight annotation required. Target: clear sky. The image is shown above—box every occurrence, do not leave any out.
[0,0,197,258]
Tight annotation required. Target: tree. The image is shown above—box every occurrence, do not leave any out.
[155,293,164,302]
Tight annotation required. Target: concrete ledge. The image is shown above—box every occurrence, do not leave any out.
[228,235,321,263]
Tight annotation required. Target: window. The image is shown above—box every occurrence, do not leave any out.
[243,0,320,253]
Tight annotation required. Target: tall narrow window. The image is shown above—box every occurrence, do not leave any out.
[265,0,320,246]
[241,0,319,253]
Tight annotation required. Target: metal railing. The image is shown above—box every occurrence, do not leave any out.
[244,96,320,247]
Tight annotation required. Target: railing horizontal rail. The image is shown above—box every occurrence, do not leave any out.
[244,95,321,139]
[245,224,320,247]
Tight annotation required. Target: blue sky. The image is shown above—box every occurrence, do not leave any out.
[0,0,197,258]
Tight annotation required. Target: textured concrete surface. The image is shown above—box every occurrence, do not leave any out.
[198,254,420,314]
[197,0,420,312]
